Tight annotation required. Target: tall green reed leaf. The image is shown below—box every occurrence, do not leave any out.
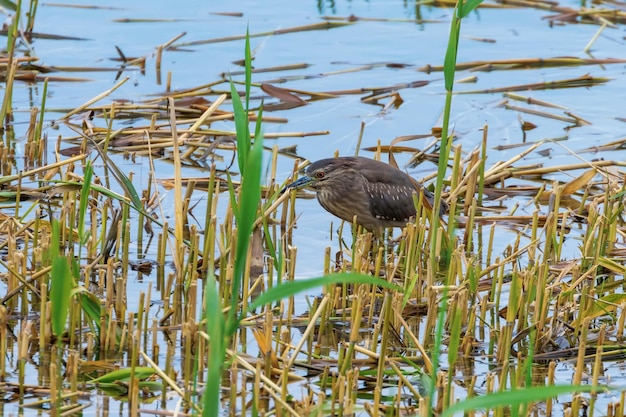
[78,161,93,247]
[26,0,38,33]
[244,28,252,114]
[91,367,155,383]
[67,131,143,212]
[92,139,142,212]
[429,1,483,413]
[441,385,603,417]
[49,217,101,339]
[227,125,263,335]
[0,0,17,11]
[431,0,485,244]
[233,27,253,175]
[34,79,48,158]
[248,274,401,312]
[458,0,483,17]
[443,21,460,92]
[204,30,261,417]
[230,81,249,176]
[204,272,225,417]
[49,220,73,339]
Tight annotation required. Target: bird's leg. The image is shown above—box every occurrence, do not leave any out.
[347,227,380,275]
[386,228,405,248]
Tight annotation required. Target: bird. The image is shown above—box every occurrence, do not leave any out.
[283,156,446,235]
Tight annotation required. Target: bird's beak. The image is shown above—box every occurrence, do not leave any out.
[280,176,314,194]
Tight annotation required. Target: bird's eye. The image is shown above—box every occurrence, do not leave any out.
[315,171,325,179]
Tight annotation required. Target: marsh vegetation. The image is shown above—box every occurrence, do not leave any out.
[1,1,626,416]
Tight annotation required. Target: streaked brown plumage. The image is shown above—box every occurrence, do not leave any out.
[284,156,446,235]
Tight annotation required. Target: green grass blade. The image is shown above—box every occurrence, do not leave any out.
[458,0,484,18]
[247,273,401,312]
[65,127,142,211]
[447,305,462,367]
[78,161,93,246]
[49,220,74,339]
[230,80,249,175]
[224,170,239,222]
[245,27,252,112]
[106,159,142,212]
[88,137,142,211]
[95,383,130,396]
[441,385,604,417]
[50,256,72,338]
[47,219,59,261]
[91,367,155,383]
[254,101,264,144]
[70,286,102,331]
[0,0,17,11]
[204,274,225,417]
[429,291,447,412]
[443,16,460,92]
[35,80,48,153]
[228,128,263,333]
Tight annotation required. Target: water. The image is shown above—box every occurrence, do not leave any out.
[3,0,626,415]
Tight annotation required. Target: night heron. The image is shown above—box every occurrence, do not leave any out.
[283,156,446,235]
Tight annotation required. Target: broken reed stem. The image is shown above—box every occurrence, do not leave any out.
[179,94,228,158]
[156,32,187,85]
[0,60,18,128]
[60,76,130,120]
[584,22,607,52]
[171,21,353,47]
[167,97,185,274]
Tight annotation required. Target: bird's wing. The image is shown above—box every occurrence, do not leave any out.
[364,181,417,223]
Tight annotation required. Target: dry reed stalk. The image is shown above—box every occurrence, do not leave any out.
[0,56,37,65]
[546,7,626,25]
[513,159,626,176]
[584,22,608,52]
[60,77,129,120]
[420,57,626,73]
[0,60,17,123]
[456,74,478,84]
[72,126,318,155]
[501,101,584,124]
[173,21,352,48]
[388,361,424,401]
[482,140,543,181]
[223,348,300,416]
[224,63,312,78]
[446,149,479,209]
[503,92,569,109]
[461,74,610,94]
[281,294,331,377]
[139,350,202,411]
[33,64,134,73]
[178,95,228,151]
[166,97,185,278]
[323,14,445,22]
[577,138,626,153]
[589,325,605,410]
[0,154,87,184]
[155,32,186,85]
[0,256,44,305]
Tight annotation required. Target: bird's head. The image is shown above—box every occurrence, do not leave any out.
[282,158,356,193]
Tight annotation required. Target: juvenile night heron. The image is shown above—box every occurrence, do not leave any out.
[283,156,446,235]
